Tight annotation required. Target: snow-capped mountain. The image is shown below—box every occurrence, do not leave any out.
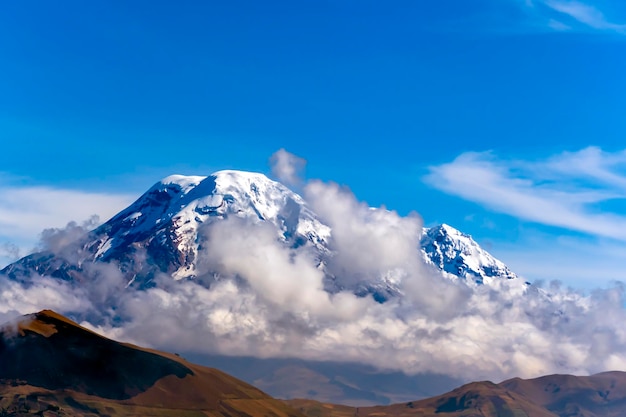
[2,171,329,286]
[90,171,331,281]
[1,170,521,298]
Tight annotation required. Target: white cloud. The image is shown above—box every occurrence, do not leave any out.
[0,276,92,324]
[200,218,337,317]
[304,180,468,320]
[269,148,307,186]
[0,182,134,267]
[425,147,626,242]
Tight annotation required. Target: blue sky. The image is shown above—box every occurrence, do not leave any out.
[1,0,625,288]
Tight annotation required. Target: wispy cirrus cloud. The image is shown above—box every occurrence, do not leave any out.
[425,147,626,241]
[0,179,134,266]
[522,0,626,34]
[544,0,626,32]
[547,18,572,31]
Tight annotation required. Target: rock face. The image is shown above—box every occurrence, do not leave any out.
[1,170,520,298]
[0,310,306,417]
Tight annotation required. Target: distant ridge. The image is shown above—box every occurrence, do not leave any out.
[288,371,626,417]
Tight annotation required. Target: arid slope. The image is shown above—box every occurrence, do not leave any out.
[0,310,304,417]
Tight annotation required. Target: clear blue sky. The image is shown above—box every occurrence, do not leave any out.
[1,0,625,287]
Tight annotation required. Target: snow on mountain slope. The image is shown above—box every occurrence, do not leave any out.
[1,170,521,297]
[90,170,331,281]
[421,224,518,285]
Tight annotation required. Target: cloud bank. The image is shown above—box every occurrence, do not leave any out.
[2,149,626,383]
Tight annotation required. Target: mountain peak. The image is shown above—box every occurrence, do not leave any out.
[159,174,207,191]
[87,169,330,281]
[156,170,280,198]
[438,223,465,235]
[421,223,518,284]
[213,169,273,180]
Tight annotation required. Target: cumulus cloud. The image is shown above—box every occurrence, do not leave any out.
[201,218,337,317]
[0,276,92,325]
[304,180,469,319]
[39,216,100,252]
[425,147,626,241]
[270,148,307,186]
[2,153,626,383]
